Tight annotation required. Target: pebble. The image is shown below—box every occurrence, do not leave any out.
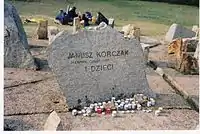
[132,103,137,110]
[146,109,152,113]
[142,109,146,112]
[155,110,161,116]
[81,109,86,114]
[98,102,102,106]
[125,110,130,114]
[78,111,82,115]
[111,97,116,101]
[72,109,78,116]
[130,98,134,102]
[90,104,94,107]
[137,104,142,110]
[128,104,132,110]
[108,101,111,104]
[158,107,163,111]
[124,104,128,110]
[147,101,152,107]
[84,107,87,110]
[115,103,119,106]
[125,100,129,104]
[102,102,106,105]
[131,110,135,113]
[150,98,156,106]
[126,98,130,101]
[102,112,105,115]
[83,113,87,117]
[143,96,148,100]
[120,111,125,114]
[94,103,98,106]
[112,111,117,117]
[117,100,121,103]
[95,106,99,112]
[100,105,104,108]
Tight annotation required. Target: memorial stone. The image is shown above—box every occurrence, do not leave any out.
[48,26,155,109]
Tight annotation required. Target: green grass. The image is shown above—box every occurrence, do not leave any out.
[9,0,199,37]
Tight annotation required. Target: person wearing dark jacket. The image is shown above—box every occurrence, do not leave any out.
[68,7,78,20]
[80,14,89,27]
[55,10,65,24]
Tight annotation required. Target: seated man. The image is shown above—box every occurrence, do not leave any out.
[85,12,92,21]
[67,7,78,22]
[55,10,66,25]
[80,14,89,27]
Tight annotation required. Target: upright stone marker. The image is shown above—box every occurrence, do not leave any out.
[4,2,37,69]
[165,23,196,42]
[48,26,155,109]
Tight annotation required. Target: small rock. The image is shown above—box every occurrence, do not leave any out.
[72,109,78,116]
[131,110,135,113]
[98,102,102,106]
[120,111,125,114]
[78,111,82,115]
[147,101,152,107]
[142,109,146,112]
[155,110,161,116]
[117,100,121,103]
[146,109,152,113]
[132,103,137,110]
[128,104,132,110]
[111,97,116,101]
[94,103,98,106]
[158,107,163,111]
[112,111,117,117]
[125,100,129,104]
[100,105,104,109]
[124,104,129,110]
[137,104,142,110]
[81,109,86,114]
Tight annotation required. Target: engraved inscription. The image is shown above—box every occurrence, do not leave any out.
[85,64,114,72]
[68,49,129,72]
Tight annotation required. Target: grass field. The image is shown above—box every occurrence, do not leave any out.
[9,0,199,37]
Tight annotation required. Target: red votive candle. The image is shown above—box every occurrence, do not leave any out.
[97,108,102,114]
[105,108,111,114]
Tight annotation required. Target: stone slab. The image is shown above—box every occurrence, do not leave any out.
[4,76,68,115]
[4,109,199,130]
[4,68,53,88]
[146,73,191,109]
[48,26,155,108]
[174,76,199,107]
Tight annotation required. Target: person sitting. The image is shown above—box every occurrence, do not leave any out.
[67,7,78,22]
[80,14,90,27]
[85,12,92,21]
[55,10,66,25]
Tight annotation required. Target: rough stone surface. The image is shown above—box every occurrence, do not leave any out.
[48,26,155,109]
[4,2,37,69]
[165,23,196,42]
